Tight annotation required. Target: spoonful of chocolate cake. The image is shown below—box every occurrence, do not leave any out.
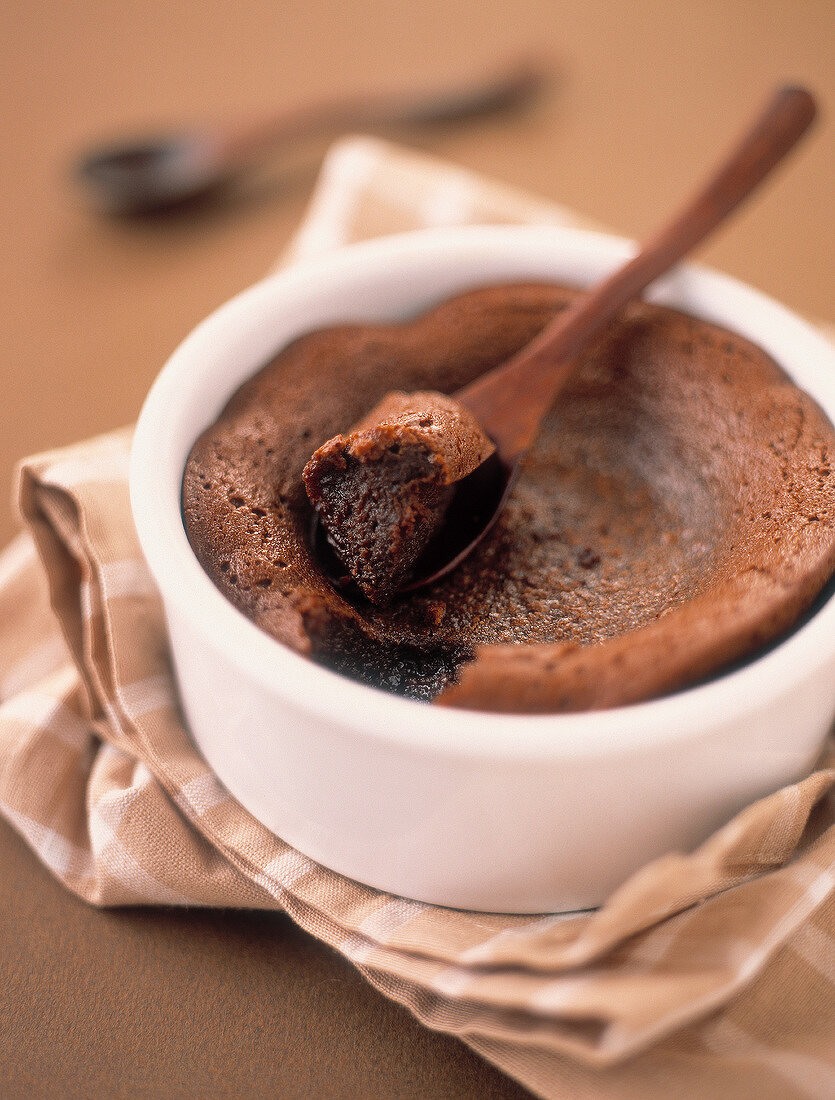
[303,85,817,605]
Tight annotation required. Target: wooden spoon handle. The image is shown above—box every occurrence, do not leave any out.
[458,85,817,460]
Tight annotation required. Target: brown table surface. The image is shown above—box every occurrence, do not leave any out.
[2,1,833,1095]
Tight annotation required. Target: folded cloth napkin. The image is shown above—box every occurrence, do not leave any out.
[2,137,835,1100]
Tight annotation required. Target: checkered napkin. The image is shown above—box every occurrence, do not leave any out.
[3,138,835,1100]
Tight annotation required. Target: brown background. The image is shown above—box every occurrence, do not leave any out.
[2,1,833,1096]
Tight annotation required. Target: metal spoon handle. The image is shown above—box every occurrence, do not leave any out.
[458,84,817,460]
[215,58,545,165]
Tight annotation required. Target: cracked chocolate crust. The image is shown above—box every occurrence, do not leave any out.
[182,283,835,712]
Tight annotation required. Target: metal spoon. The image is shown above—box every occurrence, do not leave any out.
[73,59,545,214]
[390,84,817,591]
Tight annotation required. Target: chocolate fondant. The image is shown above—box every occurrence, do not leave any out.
[182,284,835,712]
[303,391,494,604]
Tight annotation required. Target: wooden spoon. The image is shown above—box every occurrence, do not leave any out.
[309,85,818,600]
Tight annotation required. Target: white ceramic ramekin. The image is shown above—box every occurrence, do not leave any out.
[130,226,835,913]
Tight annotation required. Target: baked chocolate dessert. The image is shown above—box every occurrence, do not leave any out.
[303,390,494,604]
[182,283,835,712]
